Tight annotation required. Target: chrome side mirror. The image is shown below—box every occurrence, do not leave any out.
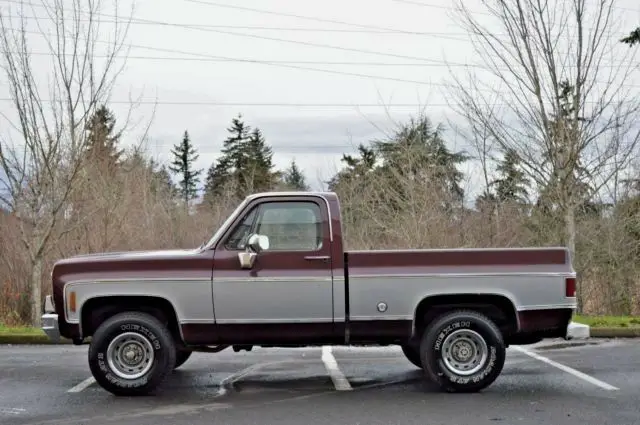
[238,234,269,269]
[247,233,269,253]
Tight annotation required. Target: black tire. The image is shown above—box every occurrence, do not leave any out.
[174,349,193,370]
[401,344,423,368]
[420,310,506,393]
[88,311,176,396]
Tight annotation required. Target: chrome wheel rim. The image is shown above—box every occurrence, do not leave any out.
[441,329,488,376]
[106,332,155,380]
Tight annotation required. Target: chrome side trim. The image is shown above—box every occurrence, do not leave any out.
[348,272,576,279]
[516,303,577,311]
[213,318,334,324]
[179,316,412,325]
[64,277,212,285]
[214,276,333,283]
[349,315,412,321]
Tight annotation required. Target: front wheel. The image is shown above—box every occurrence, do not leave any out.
[88,311,176,396]
[420,310,506,393]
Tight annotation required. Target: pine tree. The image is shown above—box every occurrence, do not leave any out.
[169,130,202,205]
[283,159,309,190]
[621,27,640,46]
[84,105,123,175]
[203,114,251,201]
[243,128,278,193]
[491,148,530,204]
[373,115,468,208]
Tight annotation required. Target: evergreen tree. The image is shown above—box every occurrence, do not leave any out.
[491,148,530,204]
[373,115,468,208]
[84,105,123,174]
[283,159,309,190]
[169,130,202,204]
[327,143,377,191]
[243,127,278,193]
[621,27,640,46]
[203,114,251,201]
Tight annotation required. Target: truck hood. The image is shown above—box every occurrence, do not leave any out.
[51,247,213,284]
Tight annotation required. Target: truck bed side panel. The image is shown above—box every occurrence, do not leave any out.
[344,247,575,332]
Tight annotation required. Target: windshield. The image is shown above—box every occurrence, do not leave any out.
[200,198,249,250]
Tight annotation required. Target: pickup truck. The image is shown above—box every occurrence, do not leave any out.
[41,191,577,396]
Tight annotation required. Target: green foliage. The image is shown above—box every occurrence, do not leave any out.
[244,128,280,192]
[327,143,377,191]
[374,115,468,212]
[203,114,277,202]
[621,27,640,46]
[282,159,309,191]
[169,130,202,204]
[83,105,123,173]
[476,148,530,211]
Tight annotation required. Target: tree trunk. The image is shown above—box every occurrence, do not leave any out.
[30,256,43,327]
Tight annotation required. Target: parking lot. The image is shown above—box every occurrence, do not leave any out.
[1,338,639,425]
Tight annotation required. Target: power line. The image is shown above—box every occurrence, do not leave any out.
[182,0,636,36]
[180,0,428,36]
[2,1,635,67]
[1,3,632,40]
[6,26,491,88]
[0,6,458,64]
[393,0,640,13]
[11,51,636,71]
[2,2,638,88]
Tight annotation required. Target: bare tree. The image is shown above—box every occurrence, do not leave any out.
[446,1,640,269]
[0,0,132,326]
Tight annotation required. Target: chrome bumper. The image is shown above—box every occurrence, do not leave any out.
[41,295,61,343]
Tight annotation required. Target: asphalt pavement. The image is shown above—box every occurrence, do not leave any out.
[1,338,639,425]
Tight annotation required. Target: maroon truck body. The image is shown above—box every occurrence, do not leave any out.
[41,191,577,396]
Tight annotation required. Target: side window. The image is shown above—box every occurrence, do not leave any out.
[255,201,324,251]
[224,207,258,250]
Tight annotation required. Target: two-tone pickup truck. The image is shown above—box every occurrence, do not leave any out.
[41,191,577,396]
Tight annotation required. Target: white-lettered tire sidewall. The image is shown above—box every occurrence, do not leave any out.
[88,313,175,396]
[421,312,505,392]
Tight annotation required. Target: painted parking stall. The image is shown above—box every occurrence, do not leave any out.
[2,339,639,425]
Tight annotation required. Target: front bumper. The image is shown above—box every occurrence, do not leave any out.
[41,295,61,343]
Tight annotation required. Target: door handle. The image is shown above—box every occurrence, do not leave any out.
[304,255,330,262]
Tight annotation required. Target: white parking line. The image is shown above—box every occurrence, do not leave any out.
[67,377,96,393]
[321,346,352,391]
[511,346,619,391]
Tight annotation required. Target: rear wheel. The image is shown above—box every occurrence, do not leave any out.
[400,344,422,368]
[88,311,176,396]
[420,310,506,393]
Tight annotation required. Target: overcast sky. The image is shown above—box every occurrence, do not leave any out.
[1,0,639,197]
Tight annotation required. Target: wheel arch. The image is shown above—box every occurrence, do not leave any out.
[411,293,520,340]
[79,295,184,344]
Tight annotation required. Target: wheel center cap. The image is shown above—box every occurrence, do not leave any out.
[454,342,473,362]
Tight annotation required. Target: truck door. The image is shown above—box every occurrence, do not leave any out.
[211,195,335,343]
